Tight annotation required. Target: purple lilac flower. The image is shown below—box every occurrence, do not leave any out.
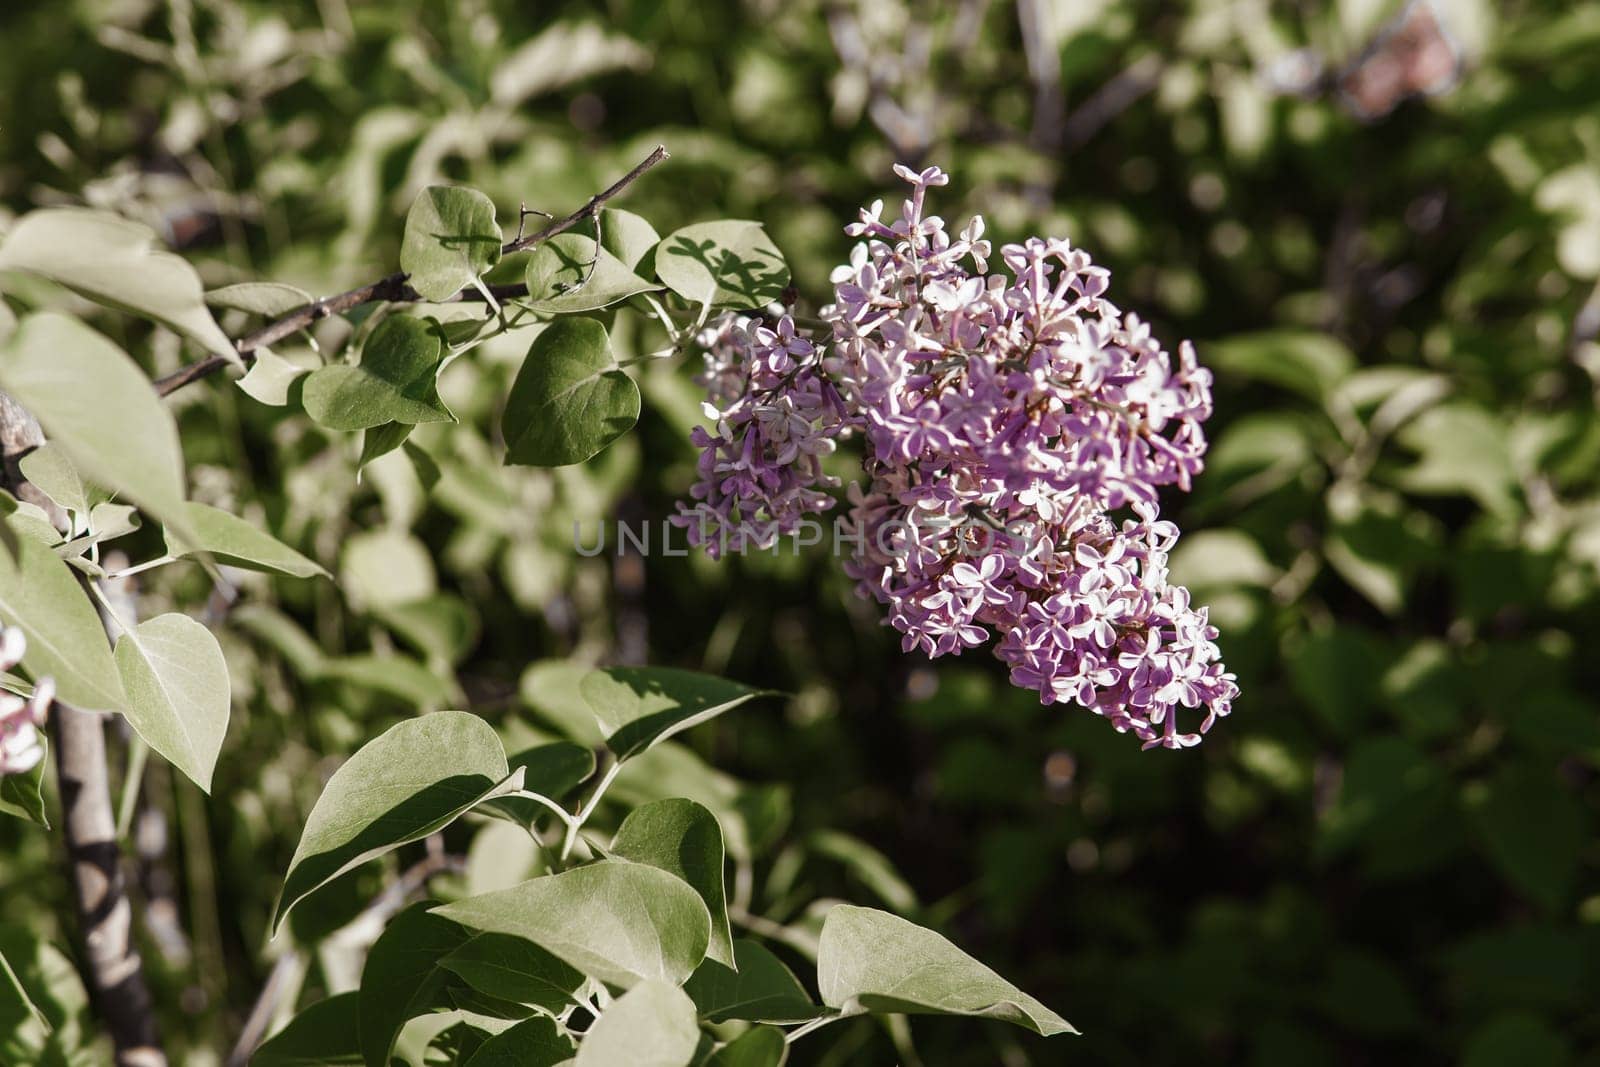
[0,626,53,776]
[677,165,1237,748]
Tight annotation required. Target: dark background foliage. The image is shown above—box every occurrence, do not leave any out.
[2,0,1597,1063]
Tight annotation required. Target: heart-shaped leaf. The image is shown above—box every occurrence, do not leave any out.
[611,799,735,967]
[114,613,231,793]
[685,939,820,1023]
[237,347,310,406]
[0,208,237,361]
[600,208,661,272]
[164,502,327,579]
[581,666,775,760]
[655,221,788,309]
[439,932,586,1014]
[432,860,710,989]
[815,905,1074,1036]
[0,518,125,713]
[302,316,454,430]
[252,993,363,1066]
[359,902,473,1067]
[502,317,638,467]
[16,445,87,516]
[524,234,656,313]
[401,186,503,302]
[273,711,517,933]
[573,980,700,1067]
[0,313,195,545]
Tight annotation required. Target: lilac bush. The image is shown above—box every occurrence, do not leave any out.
[677,165,1237,748]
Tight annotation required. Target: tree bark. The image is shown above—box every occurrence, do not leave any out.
[0,391,166,1066]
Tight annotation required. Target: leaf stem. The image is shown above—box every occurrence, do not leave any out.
[558,757,625,862]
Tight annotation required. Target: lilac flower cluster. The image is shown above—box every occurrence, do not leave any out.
[677,166,1237,748]
[0,626,53,776]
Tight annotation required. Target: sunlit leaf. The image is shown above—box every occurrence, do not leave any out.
[302,316,454,430]
[400,186,502,302]
[0,208,236,361]
[655,221,788,309]
[816,905,1074,1036]
[572,980,700,1067]
[164,502,327,579]
[273,711,518,933]
[524,234,656,312]
[114,613,230,793]
[432,860,711,989]
[582,666,776,760]
[206,282,314,318]
[611,798,735,967]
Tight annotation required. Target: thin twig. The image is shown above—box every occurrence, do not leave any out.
[153,144,670,398]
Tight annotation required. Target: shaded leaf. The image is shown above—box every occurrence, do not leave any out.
[0,736,48,827]
[502,318,638,467]
[17,445,86,516]
[703,1026,788,1067]
[816,905,1074,1036]
[401,186,502,302]
[273,711,516,932]
[237,348,310,407]
[432,860,711,989]
[611,799,735,967]
[482,741,595,825]
[685,939,819,1023]
[253,993,363,1066]
[1204,331,1355,402]
[113,613,230,793]
[601,208,661,271]
[358,902,471,1067]
[302,316,454,430]
[439,933,585,1014]
[461,1015,575,1067]
[581,666,774,760]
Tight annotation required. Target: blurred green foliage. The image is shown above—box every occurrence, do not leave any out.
[2,0,1599,1063]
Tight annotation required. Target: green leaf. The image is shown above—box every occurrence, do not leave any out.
[1203,330,1355,402]
[322,654,458,709]
[702,1026,788,1067]
[524,234,656,313]
[0,313,195,545]
[371,594,480,666]
[600,209,661,272]
[163,501,327,578]
[0,518,125,713]
[340,528,436,610]
[0,736,48,827]
[432,860,711,989]
[520,659,606,744]
[684,940,819,1023]
[253,993,364,1066]
[401,186,503,302]
[237,347,310,407]
[359,902,472,1067]
[807,831,918,913]
[655,221,788,310]
[581,666,774,761]
[1394,404,1519,517]
[302,316,454,430]
[273,711,517,933]
[481,741,595,825]
[0,926,91,1066]
[611,799,735,967]
[0,208,236,361]
[358,423,412,475]
[574,980,700,1067]
[1471,766,1585,912]
[461,1015,574,1067]
[502,318,638,467]
[113,614,230,793]
[815,906,1074,1036]
[404,440,441,491]
[205,282,313,317]
[17,445,87,516]
[439,933,585,1014]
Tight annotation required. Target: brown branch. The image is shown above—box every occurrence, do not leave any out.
[0,394,166,1067]
[153,144,670,398]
